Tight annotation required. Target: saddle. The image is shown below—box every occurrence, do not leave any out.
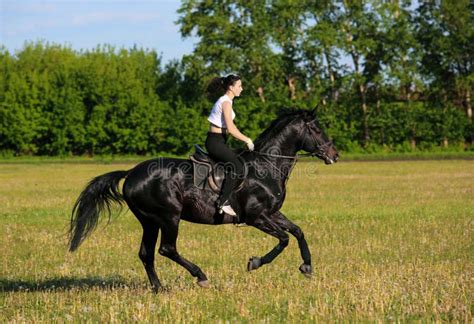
[189,144,246,194]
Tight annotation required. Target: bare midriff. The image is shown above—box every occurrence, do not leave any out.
[209,123,228,135]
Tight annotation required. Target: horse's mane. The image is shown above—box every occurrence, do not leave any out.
[253,108,312,147]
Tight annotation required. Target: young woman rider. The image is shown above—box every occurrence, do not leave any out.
[205,74,254,216]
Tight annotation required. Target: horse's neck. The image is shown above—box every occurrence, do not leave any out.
[255,130,300,187]
[256,128,300,157]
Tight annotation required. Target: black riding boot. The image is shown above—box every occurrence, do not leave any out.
[216,171,240,216]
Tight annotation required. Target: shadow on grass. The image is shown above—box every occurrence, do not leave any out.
[0,276,146,292]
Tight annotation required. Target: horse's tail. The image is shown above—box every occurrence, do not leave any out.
[69,170,129,252]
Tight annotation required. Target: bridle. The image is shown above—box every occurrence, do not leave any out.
[244,118,333,183]
[251,118,332,160]
[299,119,333,161]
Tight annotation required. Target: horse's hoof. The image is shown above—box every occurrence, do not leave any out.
[299,263,312,278]
[197,280,210,288]
[247,256,262,271]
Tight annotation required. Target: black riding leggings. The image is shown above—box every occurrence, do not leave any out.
[205,132,244,204]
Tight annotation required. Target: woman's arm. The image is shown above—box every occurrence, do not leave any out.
[222,102,251,143]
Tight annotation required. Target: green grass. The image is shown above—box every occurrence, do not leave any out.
[1,160,473,321]
[339,150,474,161]
[0,150,472,164]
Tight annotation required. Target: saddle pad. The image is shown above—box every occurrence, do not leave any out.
[191,160,211,190]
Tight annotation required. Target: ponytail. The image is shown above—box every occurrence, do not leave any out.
[207,77,225,97]
[207,74,241,99]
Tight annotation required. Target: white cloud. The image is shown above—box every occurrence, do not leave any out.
[2,2,59,14]
[2,19,61,37]
[71,11,161,26]
[2,8,163,37]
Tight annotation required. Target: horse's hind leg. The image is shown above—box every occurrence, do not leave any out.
[128,203,162,292]
[158,217,209,288]
[138,219,161,292]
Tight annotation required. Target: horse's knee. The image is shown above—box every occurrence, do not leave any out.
[158,245,176,258]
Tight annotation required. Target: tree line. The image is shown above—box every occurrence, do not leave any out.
[0,1,472,156]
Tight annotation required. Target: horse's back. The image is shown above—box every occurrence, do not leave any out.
[128,157,191,179]
[122,157,192,213]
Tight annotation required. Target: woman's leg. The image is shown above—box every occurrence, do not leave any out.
[218,156,244,205]
[205,133,244,209]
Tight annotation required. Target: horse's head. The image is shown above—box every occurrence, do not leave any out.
[253,108,339,163]
[298,109,339,164]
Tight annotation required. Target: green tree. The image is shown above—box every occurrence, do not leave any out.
[415,1,474,143]
[178,0,286,103]
[338,0,384,147]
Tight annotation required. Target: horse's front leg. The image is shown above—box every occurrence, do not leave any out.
[247,215,290,271]
[271,210,312,278]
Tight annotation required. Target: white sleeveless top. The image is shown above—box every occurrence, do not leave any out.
[207,95,235,128]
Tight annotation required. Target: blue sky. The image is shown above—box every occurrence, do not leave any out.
[0,0,197,64]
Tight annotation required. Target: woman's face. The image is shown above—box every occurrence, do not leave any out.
[229,80,243,97]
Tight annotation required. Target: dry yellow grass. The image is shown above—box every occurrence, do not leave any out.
[1,160,473,321]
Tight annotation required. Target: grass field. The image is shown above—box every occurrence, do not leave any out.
[1,160,472,321]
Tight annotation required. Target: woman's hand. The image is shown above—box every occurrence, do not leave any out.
[245,138,254,151]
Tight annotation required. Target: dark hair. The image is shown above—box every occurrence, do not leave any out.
[207,74,241,98]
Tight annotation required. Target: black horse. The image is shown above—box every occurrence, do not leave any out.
[69,108,339,292]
